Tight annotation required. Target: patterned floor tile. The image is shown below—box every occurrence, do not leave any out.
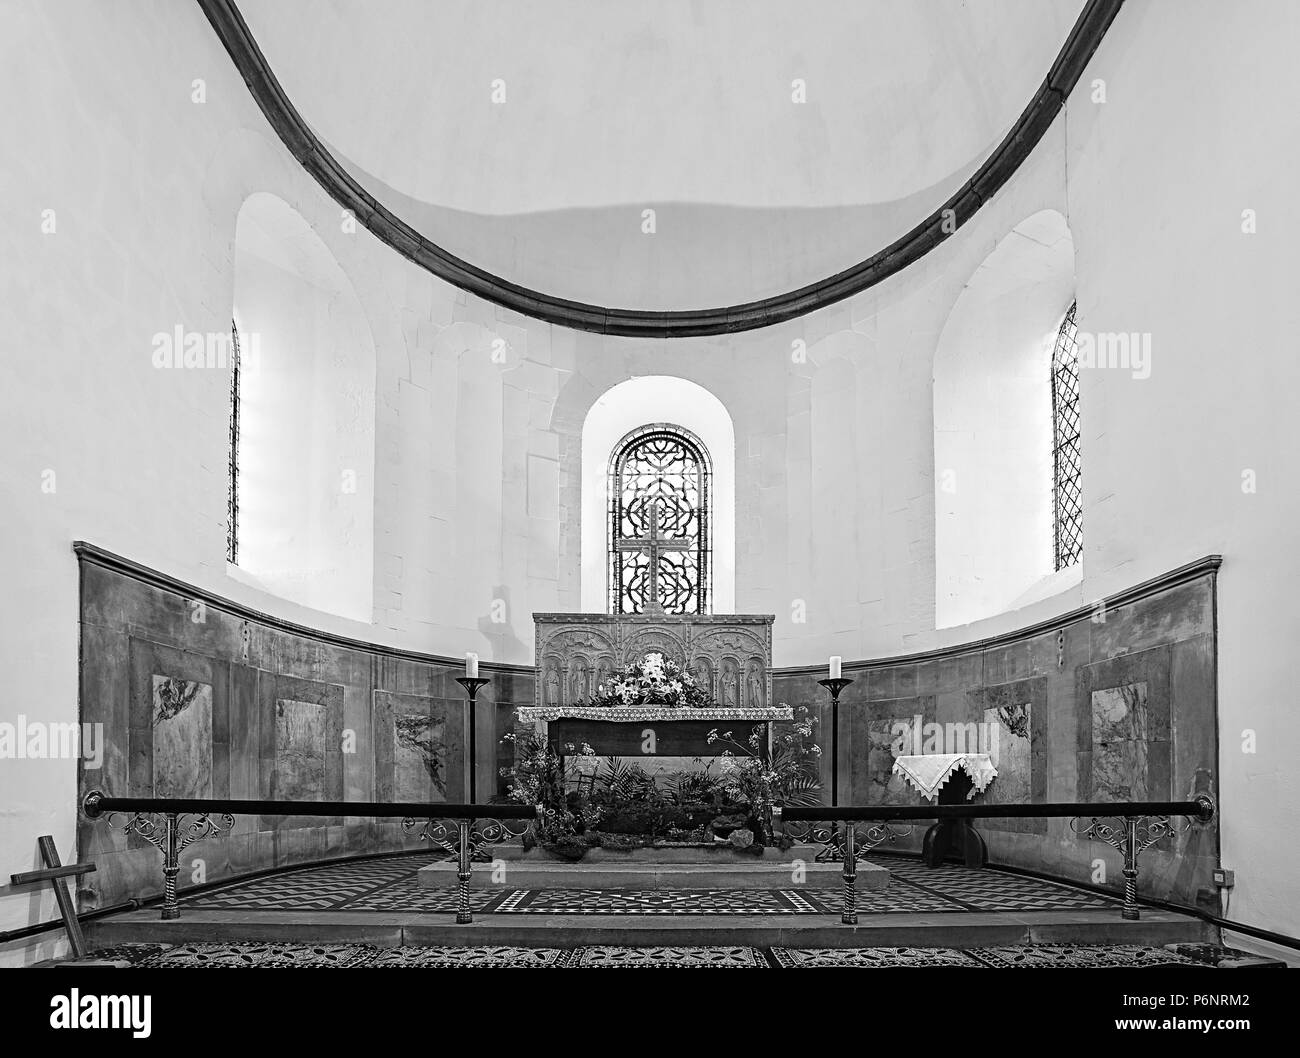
[969,944,1208,969]
[170,851,1125,918]
[571,946,766,968]
[344,876,502,912]
[773,947,986,968]
[495,889,816,915]
[86,943,176,965]
[871,858,1118,912]
[182,855,437,911]
[362,945,572,968]
[800,887,963,914]
[141,942,374,968]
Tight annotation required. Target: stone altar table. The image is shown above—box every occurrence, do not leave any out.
[516,704,794,761]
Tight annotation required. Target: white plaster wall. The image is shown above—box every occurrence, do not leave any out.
[1059,0,1300,949]
[2,0,1299,956]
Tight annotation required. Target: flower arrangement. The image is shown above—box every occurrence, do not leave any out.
[587,652,716,709]
[709,706,823,840]
[499,732,599,841]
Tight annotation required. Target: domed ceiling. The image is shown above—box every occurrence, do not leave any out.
[237,0,1086,310]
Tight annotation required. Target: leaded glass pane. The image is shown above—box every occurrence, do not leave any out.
[227,319,241,565]
[1051,302,1083,570]
[609,426,711,614]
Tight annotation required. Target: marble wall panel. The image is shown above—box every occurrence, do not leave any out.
[1075,646,1172,804]
[970,677,1048,835]
[151,676,213,800]
[372,689,466,804]
[773,567,1218,907]
[272,698,328,800]
[77,552,531,909]
[125,638,230,803]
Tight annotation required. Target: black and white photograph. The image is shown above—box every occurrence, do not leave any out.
[0,0,1294,1025]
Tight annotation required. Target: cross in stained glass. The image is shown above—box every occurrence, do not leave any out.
[613,501,693,614]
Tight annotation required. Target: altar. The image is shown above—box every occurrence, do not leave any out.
[524,609,780,767]
[516,704,794,761]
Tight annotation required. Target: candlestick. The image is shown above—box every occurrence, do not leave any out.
[465,652,479,679]
[818,676,854,808]
[829,655,842,680]
[455,674,490,801]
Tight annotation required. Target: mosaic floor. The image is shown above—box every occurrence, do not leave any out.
[179,851,1121,916]
[95,942,1212,969]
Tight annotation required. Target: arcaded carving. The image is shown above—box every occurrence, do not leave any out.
[533,612,774,708]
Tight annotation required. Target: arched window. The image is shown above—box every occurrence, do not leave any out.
[226,317,241,565]
[230,192,376,621]
[1051,301,1083,570]
[933,209,1076,626]
[608,425,711,615]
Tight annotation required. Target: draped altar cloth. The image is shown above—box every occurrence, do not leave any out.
[892,753,998,802]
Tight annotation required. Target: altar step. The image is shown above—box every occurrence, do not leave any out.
[416,844,889,890]
[84,908,1215,951]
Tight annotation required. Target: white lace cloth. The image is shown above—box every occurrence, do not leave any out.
[515,705,793,723]
[892,753,998,802]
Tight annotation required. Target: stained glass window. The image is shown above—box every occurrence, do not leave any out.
[1051,301,1083,570]
[608,425,711,614]
[227,318,241,565]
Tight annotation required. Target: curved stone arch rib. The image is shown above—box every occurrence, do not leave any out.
[198,0,1125,337]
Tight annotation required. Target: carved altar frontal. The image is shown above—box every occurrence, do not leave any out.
[532,612,775,709]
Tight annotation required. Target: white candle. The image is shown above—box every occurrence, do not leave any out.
[829,656,842,680]
[465,652,479,679]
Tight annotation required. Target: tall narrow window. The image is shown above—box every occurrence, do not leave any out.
[608,425,711,615]
[1051,301,1083,570]
[226,318,241,564]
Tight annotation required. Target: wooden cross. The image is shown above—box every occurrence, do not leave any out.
[9,836,96,959]
[615,502,692,613]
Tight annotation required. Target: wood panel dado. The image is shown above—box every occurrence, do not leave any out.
[74,543,532,911]
[773,556,1223,911]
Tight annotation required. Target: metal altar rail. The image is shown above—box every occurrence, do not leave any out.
[81,792,1214,926]
[774,796,1216,924]
[82,792,540,924]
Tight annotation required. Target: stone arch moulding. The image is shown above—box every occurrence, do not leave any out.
[198,0,1124,337]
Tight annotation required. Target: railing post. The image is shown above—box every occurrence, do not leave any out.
[1121,817,1140,921]
[161,813,181,921]
[841,824,858,925]
[456,819,473,924]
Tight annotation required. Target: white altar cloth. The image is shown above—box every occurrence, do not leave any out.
[892,753,998,802]
[515,705,793,723]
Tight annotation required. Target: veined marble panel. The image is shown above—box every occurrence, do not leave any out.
[1091,682,1152,801]
[393,713,447,801]
[983,702,1031,804]
[864,715,917,806]
[151,675,213,799]
[273,699,327,800]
